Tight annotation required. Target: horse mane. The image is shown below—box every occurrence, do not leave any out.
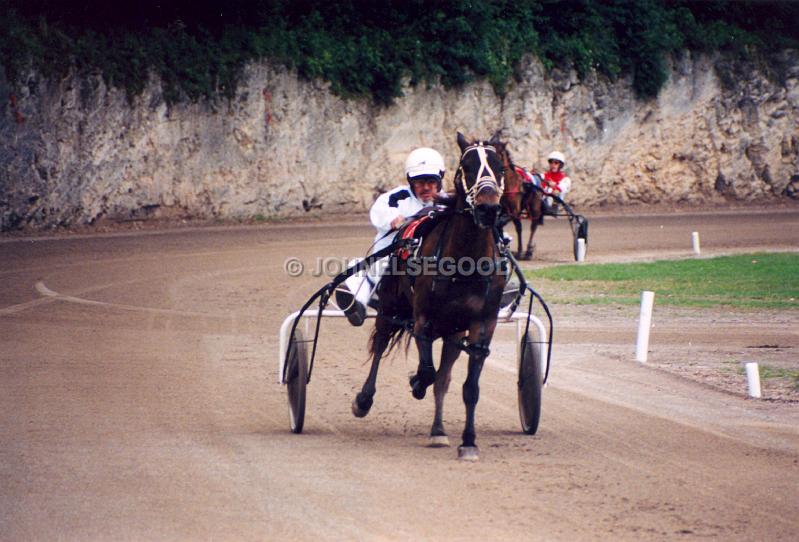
[493,140,514,168]
[504,146,516,169]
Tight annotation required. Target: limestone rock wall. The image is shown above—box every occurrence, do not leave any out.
[1,52,797,230]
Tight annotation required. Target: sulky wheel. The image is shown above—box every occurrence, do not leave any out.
[286,327,308,434]
[571,215,589,261]
[518,332,543,435]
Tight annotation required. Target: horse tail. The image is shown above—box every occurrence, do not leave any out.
[367,318,412,359]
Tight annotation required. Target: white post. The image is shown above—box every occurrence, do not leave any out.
[745,362,762,398]
[691,231,701,256]
[635,291,655,363]
[576,238,586,262]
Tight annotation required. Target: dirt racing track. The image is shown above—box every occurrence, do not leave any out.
[1,208,798,541]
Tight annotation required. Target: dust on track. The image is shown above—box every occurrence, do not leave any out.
[1,207,798,541]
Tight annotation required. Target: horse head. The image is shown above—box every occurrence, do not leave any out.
[455,132,505,229]
[485,133,521,190]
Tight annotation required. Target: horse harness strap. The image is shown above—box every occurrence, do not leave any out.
[382,203,506,357]
[401,322,492,359]
[456,143,504,208]
[427,214,503,296]
[382,316,490,359]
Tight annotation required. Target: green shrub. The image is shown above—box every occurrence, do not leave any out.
[0,1,796,105]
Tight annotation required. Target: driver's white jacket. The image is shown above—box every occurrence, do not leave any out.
[369,185,436,253]
[344,185,438,307]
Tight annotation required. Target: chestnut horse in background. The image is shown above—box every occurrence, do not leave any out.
[495,140,543,260]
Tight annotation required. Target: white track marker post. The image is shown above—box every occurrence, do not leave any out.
[635,291,655,363]
[576,238,586,262]
[745,362,762,398]
[691,231,701,256]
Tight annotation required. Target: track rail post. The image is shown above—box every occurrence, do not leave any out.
[576,238,586,262]
[635,291,655,363]
[745,362,762,398]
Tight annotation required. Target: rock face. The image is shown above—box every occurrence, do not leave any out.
[1,52,798,230]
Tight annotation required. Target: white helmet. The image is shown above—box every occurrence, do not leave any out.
[405,147,446,181]
[547,151,566,166]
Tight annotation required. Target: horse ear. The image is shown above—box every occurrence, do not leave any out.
[457,132,470,152]
[489,130,502,145]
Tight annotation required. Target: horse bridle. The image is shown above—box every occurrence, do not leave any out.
[455,143,505,208]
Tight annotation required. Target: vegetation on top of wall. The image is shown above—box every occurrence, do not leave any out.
[1,1,797,105]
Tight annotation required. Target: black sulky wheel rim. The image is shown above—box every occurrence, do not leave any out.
[518,333,543,435]
[286,328,308,434]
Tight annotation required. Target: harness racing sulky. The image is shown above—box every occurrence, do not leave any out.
[278,133,554,461]
[496,137,589,261]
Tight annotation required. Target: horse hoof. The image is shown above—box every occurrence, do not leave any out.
[411,380,427,400]
[351,400,368,418]
[457,446,479,461]
[428,435,450,448]
[351,393,373,418]
[409,368,436,400]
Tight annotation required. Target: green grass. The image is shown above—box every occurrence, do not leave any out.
[527,252,799,309]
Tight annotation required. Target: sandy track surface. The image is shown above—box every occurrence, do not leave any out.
[1,208,798,540]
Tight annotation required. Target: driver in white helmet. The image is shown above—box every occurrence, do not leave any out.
[540,151,572,213]
[541,151,572,197]
[336,147,446,325]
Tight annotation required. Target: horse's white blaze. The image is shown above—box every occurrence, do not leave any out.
[458,143,503,208]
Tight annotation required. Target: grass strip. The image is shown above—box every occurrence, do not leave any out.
[526,252,799,309]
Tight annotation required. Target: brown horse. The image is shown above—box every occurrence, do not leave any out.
[351,132,508,461]
[496,140,543,260]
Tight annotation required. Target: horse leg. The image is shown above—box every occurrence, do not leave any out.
[512,216,524,260]
[410,318,436,400]
[524,194,543,260]
[429,333,463,447]
[352,316,395,417]
[458,321,497,461]
[524,220,539,260]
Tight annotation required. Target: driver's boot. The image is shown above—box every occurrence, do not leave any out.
[335,284,366,326]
